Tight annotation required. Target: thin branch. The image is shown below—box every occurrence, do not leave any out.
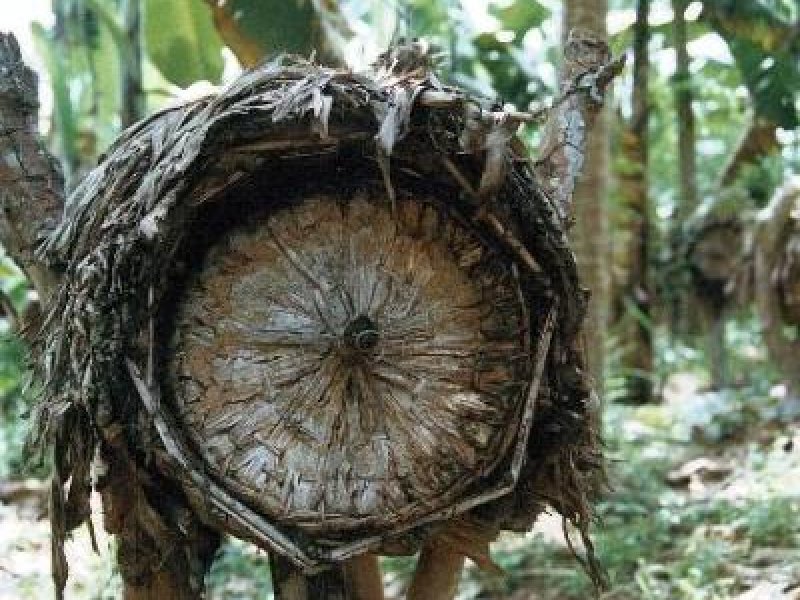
[534,29,624,224]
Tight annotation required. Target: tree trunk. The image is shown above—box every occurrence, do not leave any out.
[271,557,349,600]
[0,34,63,308]
[615,0,653,403]
[270,554,383,600]
[120,0,145,127]
[0,32,218,600]
[98,435,220,600]
[672,0,697,223]
[563,0,611,394]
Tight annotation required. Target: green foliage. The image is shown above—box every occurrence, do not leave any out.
[706,0,800,128]
[490,0,549,35]
[142,0,224,87]
[0,333,30,479]
[613,0,800,133]
[223,0,316,58]
[31,0,135,179]
[0,251,31,479]
[397,0,552,109]
[721,38,798,128]
[31,21,80,175]
[470,8,553,108]
[205,538,272,599]
[734,155,786,208]
[456,396,800,599]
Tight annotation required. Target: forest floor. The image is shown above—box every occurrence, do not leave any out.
[454,375,800,600]
[0,374,798,599]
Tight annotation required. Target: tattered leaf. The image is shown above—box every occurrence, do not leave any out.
[204,0,264,68]
[490,0,550,40]
[725,38,799,128]
[218,0,316,58]
[705,0,799,128]
[30,23,80,168]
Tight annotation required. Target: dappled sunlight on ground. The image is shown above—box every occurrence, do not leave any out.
[0,492,119,599]
[0,379,798,599]
[459,380,800,599]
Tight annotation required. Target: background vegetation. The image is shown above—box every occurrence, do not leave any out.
[1,0,799,598]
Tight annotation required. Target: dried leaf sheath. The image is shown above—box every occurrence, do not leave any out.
[33,48,617,592]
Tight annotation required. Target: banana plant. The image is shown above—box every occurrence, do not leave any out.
[33,0,125,185]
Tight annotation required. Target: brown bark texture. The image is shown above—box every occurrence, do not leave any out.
[271,556,341,600]
[562,0,612,394]
[614,0,653,403]
[0,33,63,306]
[3,35,619,598]
[342,554,385,600]
[407,540,467,600]
[270,553,383,600]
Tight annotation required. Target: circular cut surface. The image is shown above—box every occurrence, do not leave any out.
[170,193,529,533]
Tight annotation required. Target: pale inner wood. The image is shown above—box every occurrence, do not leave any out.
[170,193,529,532]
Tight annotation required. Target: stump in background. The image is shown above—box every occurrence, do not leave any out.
[683,194,749,389]
[753,178,800,416]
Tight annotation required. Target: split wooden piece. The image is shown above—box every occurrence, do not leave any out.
[407,540,466,600]
[419,89,544,124]
[343,554,385,600]
[270,553,384,600]
[271,555,348,600]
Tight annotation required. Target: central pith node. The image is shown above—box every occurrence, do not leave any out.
[343,314,380,353]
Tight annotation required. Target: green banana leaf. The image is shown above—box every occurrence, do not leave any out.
[143,0,224,87]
